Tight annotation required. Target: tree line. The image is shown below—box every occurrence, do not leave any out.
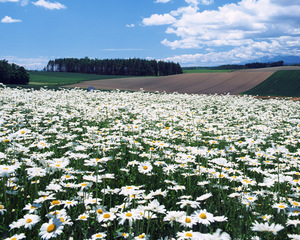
[245,61,284,69]
[0,60,30,85]
[45,57,183,76]
[183,61,285,71]
[214,61,284,70]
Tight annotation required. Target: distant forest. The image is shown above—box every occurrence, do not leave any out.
[183,60,285,70]
[45,57,183,76]
[0,60,29,84]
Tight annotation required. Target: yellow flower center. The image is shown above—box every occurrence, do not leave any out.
[185,233,193,237]
[185,218,191,223]
[96,234,103,237]
[143,166,148,170]
[103,213,111,218]
[47,224,56,233]
[200,213,207,219]
[126,213,132,217]
[11,238,17,240]
[293,202,299,206]
[65,175,70,178]
[278,205,285,208]
[26,218,32,223]
[51,200,60,205]
[80,216,86,219]
[97,209,103,214]
[81,183,87,186]
[0,205,3,209]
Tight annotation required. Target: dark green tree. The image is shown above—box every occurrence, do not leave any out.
[0,60,30,84]
[0,60,10,83]
[45,57,183,77]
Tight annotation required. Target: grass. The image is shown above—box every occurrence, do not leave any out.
[29,71,135,83]
[17,71,136,89]
[243,70,300,97]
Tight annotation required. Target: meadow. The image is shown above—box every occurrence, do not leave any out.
[10,72,135,90]
[0,85,300,240]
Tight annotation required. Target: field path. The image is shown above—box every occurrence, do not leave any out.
[63,66,300,95]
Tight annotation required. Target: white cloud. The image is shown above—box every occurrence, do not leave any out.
[0,0,19,2]
[32,0,66,10]
[1,16,22,23]
[144,0,300,65]
[1,56,51,70]
[0,0,30,5]
[198,0,214,5]
[21,0,28,6]
[164,37,300,66]
[161,37,203,49]
[142,13,176,26]
[155,0,171,3]
[126,24,135,28]
[184,0,213,6]
[170,6,198,17]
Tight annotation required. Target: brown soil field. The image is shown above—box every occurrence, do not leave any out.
[63,66,300,95]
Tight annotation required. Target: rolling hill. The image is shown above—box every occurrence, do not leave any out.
[63,66,300,95]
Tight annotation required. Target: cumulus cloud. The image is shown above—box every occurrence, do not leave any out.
[184,0,213,6]
[198,0,214,5]
[32,0,66,10]
[142,13,176,26]
[164,37,300,66]
[1,16,22,23]
[144,0,300,65]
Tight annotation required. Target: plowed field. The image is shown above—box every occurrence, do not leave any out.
[63,66,300,95]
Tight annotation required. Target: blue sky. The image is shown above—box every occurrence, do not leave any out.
[1,0,300,70]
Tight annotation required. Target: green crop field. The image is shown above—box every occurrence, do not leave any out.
[29,71,134,86]
[4,71,137,90]
[243,70,300,97]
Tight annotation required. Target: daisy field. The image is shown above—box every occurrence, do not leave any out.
[0,86,300,240]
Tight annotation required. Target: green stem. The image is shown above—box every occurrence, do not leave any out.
[146,216,150,236]
[96,165,99,204]
[3,176,8,211]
